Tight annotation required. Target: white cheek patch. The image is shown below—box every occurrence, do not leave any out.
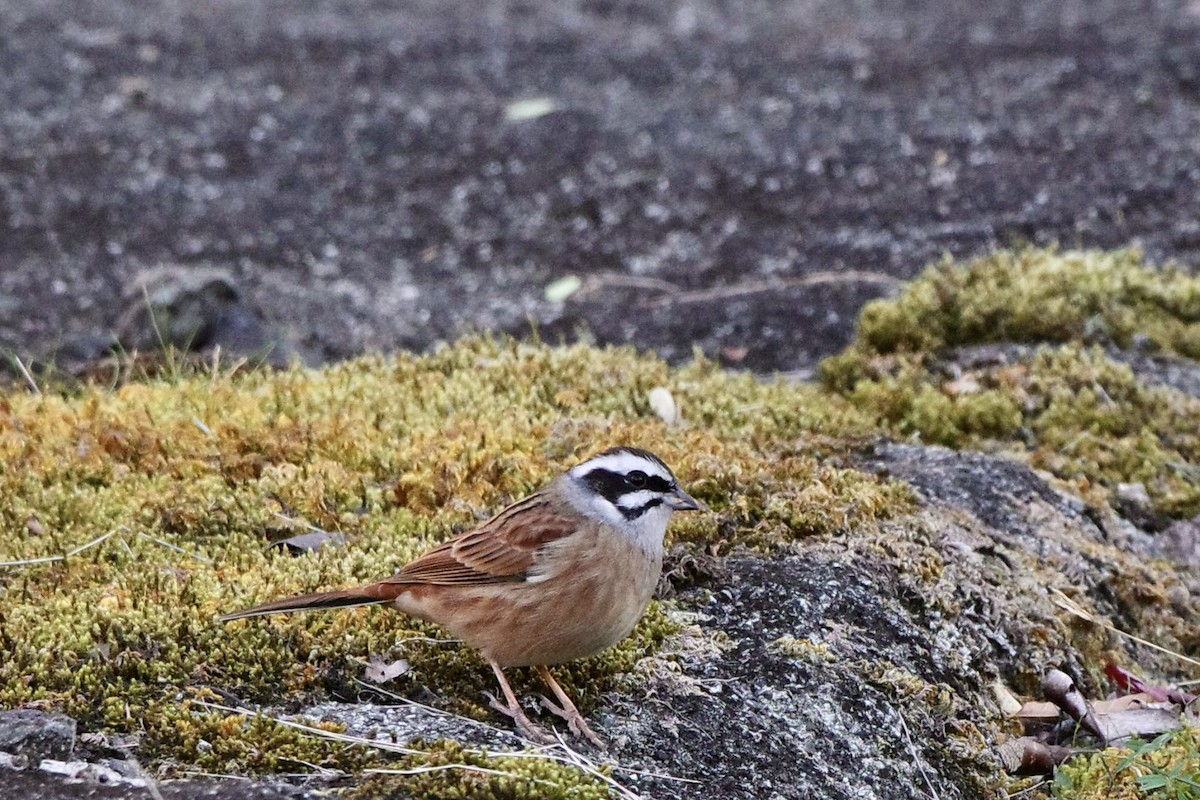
[615,489,659,511]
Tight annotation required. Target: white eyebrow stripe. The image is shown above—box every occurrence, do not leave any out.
[570,452,673,482]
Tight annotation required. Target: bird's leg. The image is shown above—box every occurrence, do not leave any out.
[485,658,555,744]
[534,665,606,749]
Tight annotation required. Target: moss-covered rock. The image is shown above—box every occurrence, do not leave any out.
[4,247,1200,798]
[0,337,909,784]
[820,247,1200,520]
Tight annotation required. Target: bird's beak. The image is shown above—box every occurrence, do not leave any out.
[666,486,707,512]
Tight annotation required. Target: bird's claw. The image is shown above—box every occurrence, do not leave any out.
[485,691,556,745]
[538,694,606,749]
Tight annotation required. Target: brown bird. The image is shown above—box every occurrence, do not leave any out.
[220,446,704,747]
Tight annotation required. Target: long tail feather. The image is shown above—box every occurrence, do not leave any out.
[218,582,405,622]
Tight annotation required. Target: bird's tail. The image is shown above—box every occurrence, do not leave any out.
[218,582,406,622]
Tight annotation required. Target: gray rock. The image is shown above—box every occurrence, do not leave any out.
[0,710,76,762]
[1153,516,1200,566]
[855,441,1095,548]
[114,266,294,365]
[0,770,319,799]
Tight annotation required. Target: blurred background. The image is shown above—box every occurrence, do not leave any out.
[1,0,1197,375]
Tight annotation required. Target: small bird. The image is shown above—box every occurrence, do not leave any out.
[220,446,704,747]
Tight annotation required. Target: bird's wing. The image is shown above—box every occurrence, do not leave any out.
[383,491,578,585]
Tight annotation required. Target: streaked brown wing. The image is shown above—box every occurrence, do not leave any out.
[382,491,577,586]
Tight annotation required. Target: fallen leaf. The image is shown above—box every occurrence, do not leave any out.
[505,97,558,122]
[364,655,411,683]
[544,274,582,303]
[648,386,680,426]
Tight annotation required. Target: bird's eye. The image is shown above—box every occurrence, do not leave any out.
[627,470,647,488]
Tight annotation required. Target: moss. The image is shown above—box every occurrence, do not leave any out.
[825,343,1200,518]
[0,336,911,774]
[346,740,609,800]
[821,246,1200,517]
[6,246,1198,791]
[819,246,1200,518]
[1053,728,1200,800]
[846,246,1200,358]
[769,635,834,663]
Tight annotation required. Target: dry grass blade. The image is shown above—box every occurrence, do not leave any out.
[0,529,122,568]
[192,700,424,757]
[351,678,515,738]
[1050,588,1200,671]
[894,706,940,800]
[11,354,40,395]
[365,764,562,784]
[136,531,214,563]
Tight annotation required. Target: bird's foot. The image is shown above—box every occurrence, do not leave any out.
[538,695,607,750]
[485,691,556,745]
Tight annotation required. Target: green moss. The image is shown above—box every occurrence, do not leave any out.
[819,247,1200,519]
[847,246,1200,357]
[1053,728,1200,800]
[0,337,911,774]
[824,342,1200,517]
[347,740,609,800]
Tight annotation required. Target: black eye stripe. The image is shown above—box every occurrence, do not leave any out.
[644,475,672,493]
[582,468,632,504]
[582,468,674,507]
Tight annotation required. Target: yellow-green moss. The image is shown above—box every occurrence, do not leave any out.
[1054,728,1200,800]
[769,635,834,663]
[846,246,1200,358]
[823,343,1200,517]
[819,246,1200,519]
[347,740,609,800]
[0,337,910,774]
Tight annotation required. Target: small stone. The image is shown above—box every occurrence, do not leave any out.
[114,265,293,364]
[0,710,76,762]
[1116,482,1150,506]
[0,751,29,770]
[271,530,347,555]
[1153,516,1200,565]
[648,387,680,426]
[1114,482,1168,531]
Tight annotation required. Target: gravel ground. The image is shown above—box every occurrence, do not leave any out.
[2,0,1199,373]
